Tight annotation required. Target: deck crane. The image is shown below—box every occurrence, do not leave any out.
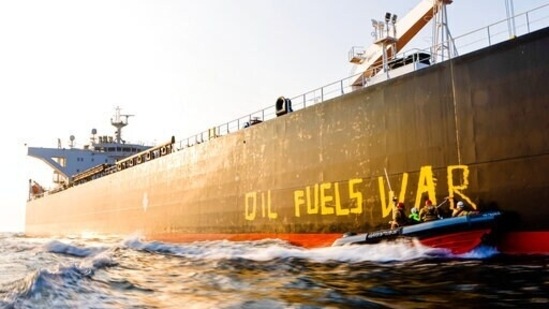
[349,0,454,88]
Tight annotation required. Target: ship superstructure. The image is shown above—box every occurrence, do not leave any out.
[27,107,151,191]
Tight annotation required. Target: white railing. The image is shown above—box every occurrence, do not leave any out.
[175,4,549,151]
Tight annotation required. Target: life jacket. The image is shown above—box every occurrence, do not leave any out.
[395,209,407,226]
[409,212,420,222]
[422,206,438,222]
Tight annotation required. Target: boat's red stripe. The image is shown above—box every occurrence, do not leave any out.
[418,229,490,254]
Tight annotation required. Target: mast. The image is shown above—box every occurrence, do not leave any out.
[110,106,133,144]
[431,0,457,64]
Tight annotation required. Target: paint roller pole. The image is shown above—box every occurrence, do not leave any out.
[384,168,393,193]
[384,168,397,227]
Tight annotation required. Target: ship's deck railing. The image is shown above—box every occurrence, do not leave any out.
[175,4,549,151]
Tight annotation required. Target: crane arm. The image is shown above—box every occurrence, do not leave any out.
[351,0,453,87]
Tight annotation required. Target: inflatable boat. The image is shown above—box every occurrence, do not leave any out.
[332,212,503,254]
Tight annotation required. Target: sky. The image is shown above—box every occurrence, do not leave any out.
[0,0,547,232]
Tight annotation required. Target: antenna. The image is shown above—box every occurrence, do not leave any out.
[111,106,134,144]
[391,14,398,37]
[371,12,398,74]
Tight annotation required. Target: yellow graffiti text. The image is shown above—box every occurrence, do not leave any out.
[244,190,278,221]
[447,165,477,209]
[348,178,363,214]
[414,166,437,209]
[293,179,363,217]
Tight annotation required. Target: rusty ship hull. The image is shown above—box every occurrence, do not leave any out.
[26,27,549,254]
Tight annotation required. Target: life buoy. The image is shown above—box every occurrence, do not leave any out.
[145,152,151,161]
[161,146,167,155]
[128,159,134,167]
[117,163,122,171]
[136,156,142,164]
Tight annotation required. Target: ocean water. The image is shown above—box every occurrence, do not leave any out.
[0,232,547,309]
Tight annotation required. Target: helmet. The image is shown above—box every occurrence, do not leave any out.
[397,202,405,209]
[411,207,418,214]
[457,201,464,208]
[425,199,432,206]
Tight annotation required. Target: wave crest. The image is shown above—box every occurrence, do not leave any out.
[43,240,105,257]
[120,236,499,263]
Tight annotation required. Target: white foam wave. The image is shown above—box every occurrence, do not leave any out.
[454,245,500,259]
[122,236,460,263]
[42,240,106,257]
[78,250,118,269]
[3,263,94,306]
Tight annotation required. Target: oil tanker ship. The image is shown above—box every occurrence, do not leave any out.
[25,1,549,254]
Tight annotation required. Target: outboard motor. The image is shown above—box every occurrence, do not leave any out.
[275,96,293,117]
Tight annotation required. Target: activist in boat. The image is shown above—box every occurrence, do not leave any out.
[332,196,503,254]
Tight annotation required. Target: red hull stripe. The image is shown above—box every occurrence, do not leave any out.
[498,232,549,255]
[151,233,343,249]
[149,231,549,255]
